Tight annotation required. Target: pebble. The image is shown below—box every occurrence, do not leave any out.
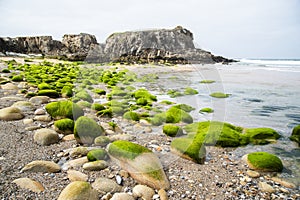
[33,128,59,146]
[57,181,98,200]
[82,160,108,171]
[258,181,276,193]
[91,177,122,194]
[25,126,41,131]
[132,185,155,200]
[116,175,123,185]
[33,115,52,122]
[158,189,168,200]
[62,134,75,141]
[247,170,260,178]
[110,193,135,200]
[67,170,88,182]
[70,147,89,158]
[62,157,88,170]
[271,177,296,189]
[119,170,129,178]
[21,160,61,173]
[23,118,34,125]
[34,108,45,115]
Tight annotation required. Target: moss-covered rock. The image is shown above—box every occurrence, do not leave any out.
[184,87,198,95]
[123,111,140,121]
[94,136,111,147]
[199,108,214,113]
[172,104,195,112]
[92,88,106,95]
[76,101,92,108]
[38,83,51,90]
[61,86,73,98]
[290,125,300,145]
[245,152,283,172]
[111,106,126,116]
[74,90,93,103]
[45,100,84,120]
[133,89,157,102]
[11,75,23,82]
[167,89,183,98]
[108,140,151,160]
[54,118,74,135]
[151,113,166,126]
[38,89,59,98]
[163,124,183,137]
[200,80,215,84]
[136,98,149,106]
[160,100,175,105]
[184,121,247,147]
[97,108,113,118]
[165,107,193,124]
[171,137,206,164]
[210,92,230,98]
[74,116,105,145]
[91,103,106,111]
[245,128,281,145]
[108,140,170,189]
[87,149,107,161]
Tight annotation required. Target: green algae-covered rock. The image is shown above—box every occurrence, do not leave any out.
[199,107,214,113]
[184,121,247,147]
[184,87,198,95]
[167,89,183,98]
[61,86,73,98]
[87,149,107,161]
[133,89,157,102]
[93,88,106,95]
[200,80,215,84]
[165,107,193,124]
[245,128,281,145]
[108,140,151,160]
[172,104,195,112]
[74,116,105,145]
[54,118,74,135]
[45,100,84,120]
[290,125,300,145]
[108,140,170,190]
[245,152,283,172]
[163,124,183,137]
[123,111,140,121]
[97,108,113,118]
[38,89,59,98]
[74,90,93,103]
[171,137,206,164]
[58,181,98,200]
[151,113,166,126]
[94,136,111,147]
[91,103,106,111]
[11,74,23,82]
[111,106,126,116]
[76,101,92,108]
[38,83,51,90]
[210,92,230,98]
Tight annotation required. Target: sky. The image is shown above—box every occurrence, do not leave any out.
[0,0,299,59]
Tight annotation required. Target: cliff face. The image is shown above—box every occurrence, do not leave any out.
[0,26,234,64]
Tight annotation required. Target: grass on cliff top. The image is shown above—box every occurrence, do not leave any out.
[108,140,151,160]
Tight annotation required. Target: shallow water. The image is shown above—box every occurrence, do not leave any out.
[155,61,300,185]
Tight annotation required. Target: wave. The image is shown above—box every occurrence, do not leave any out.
[239,58,300,66]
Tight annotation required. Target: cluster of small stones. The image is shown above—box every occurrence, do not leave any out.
[0,60,299,199]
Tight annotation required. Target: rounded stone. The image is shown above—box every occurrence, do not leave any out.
[13,177,45,193]
[91,177,122,194]
[132,184,155,200]
[67,170,88,182]
[111,193,135,200]
[33,128,59,146]
[21,160,60,173]
[58,181,98,200]
[0,106,25,121]
[82,160,108,171]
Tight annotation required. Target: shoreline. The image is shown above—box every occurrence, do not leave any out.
[0,57,299,199]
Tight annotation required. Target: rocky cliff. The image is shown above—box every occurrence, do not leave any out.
[0,26,234,64]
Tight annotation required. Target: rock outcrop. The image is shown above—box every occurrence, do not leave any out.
[0,26,235,64]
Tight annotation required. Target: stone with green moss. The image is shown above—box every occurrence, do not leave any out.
[45,100,84,120]
[172,104,195,112]
[54,118,74,135]
[133,89,157,102]
[123,111,140,121]
[38,83,51,90]
[290,125,300,145]
[111,106,126,116]
[94,136,111,147]
[91,103,106,111]
[74,116,105,145]
[87,149,107,161]
[151,113,166,126]
[171,137,206,164]
[38,89,59,98]
[245,128,280,145]
[108,140,170,189]
[2,68,10,73]
[92,88,106,95]
[11,75,23,82]
[167,89,183,98]
[245,152,283,172]
[160,100,175,105]
[57,181,98,200]
[61,86,73,98]
[76,101,92,108]
[165,107,193,124]
[74,90,93,103]
[184,87,198,95]
[163,124,183,137]
[97,108,113,118]
[210,92,230,98]
[136,98,149,106]
[200,80,215,84]
[199,107,214,113]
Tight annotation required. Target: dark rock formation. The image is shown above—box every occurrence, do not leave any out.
[0,26,235,64]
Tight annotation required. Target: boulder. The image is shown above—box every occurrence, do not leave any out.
[45,100,84,120]
[21,160,60,173]
[67,170,88,182]
[1,83,18,90]
[12,101,35,112]
[33,128,59,146]
[108,140,170,190]
[132,185,155,200]
[29,96,50,105]
[290,125,300,145]
[0,106,24,121]
[54,118,74,135]
[58,181,98,200]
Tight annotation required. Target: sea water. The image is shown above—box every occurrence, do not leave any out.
[156,59,300,185]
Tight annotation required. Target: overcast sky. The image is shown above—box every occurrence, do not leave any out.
[0,0,299,59]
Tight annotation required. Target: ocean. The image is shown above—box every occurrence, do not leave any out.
[156,59,300,185]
